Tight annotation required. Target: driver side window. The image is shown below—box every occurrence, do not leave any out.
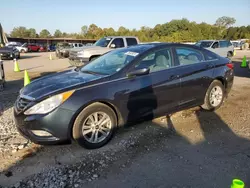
[212,42,219,48]
[135,48,172,73]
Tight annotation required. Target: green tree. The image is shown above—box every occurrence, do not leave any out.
[28,28,37,38]
[54,29,63,37]
[215,16,236,28]
[10,27,30,37]
[39,29,51,38]
[81,25,88,36]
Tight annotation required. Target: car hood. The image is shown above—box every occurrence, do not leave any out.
[21,69,106,100]
[70,46,106,52]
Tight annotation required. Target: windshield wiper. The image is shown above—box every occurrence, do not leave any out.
[81,70,109,75]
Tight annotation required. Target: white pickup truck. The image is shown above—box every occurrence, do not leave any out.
[68,36,139,66]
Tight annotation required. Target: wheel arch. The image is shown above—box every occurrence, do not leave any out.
[214,76,227,88]
[68,100,124,140]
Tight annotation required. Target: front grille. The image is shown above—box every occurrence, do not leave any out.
[69,51,78,58]
[16,97,31,111]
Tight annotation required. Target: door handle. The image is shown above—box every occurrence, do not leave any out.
[206,64,213,68]
[169,75,180,80]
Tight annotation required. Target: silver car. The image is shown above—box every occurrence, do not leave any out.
[195,40,234,58]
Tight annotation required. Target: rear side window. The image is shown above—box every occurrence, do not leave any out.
[219,41,229,48]
[176,48,203,65]
[126,38,138,46]
[203,49,218,60]
[79,44,83,47]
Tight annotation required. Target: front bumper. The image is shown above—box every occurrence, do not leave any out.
[0,53,13,59]
[14,105,75,145]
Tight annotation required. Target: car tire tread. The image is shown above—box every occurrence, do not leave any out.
[72,102,117,149]
[201,80,225,111]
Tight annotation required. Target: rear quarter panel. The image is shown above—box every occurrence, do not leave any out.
[212,58,234,93]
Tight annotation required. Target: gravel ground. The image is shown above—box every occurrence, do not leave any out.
[0,51,250,188]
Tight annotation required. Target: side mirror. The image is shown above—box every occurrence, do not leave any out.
[110,44,116,48]
[127,68,150,78]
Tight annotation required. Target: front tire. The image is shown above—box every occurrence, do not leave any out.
[227,51,233,58]
[73,103,117,149]
[201,80,225,111]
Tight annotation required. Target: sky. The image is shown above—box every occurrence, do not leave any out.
[1,0,250,34]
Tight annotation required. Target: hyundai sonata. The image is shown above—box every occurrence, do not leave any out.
[14,43,234,149]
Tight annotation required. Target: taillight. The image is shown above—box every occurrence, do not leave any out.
[226,62,234,69]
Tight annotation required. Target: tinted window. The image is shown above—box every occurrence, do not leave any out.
[135,48,172,73]
[219,41,229,48]
[111,38,124,48]
[212,42,219,48]
[126,38,138,46]
[203,49,218,60]
[79,44,83,47]
[195,41,213,48]
[176,48,203,65]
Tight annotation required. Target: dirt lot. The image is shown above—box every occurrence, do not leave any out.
[0,51,250,188]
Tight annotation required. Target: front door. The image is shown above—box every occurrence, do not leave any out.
[114,48,182,122]
[173,47,214,108]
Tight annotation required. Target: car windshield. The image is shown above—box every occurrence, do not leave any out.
[80,47,147,75]
[195,41,213,48]
[94,37,112,47]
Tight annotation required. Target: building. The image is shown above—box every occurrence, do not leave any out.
[7,37,97,45]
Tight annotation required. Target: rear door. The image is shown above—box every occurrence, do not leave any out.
[173,47,215,107]
[218,40,230,57]
[126,38,138,46]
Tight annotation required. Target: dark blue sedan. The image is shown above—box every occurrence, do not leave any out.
[14,43,234,149]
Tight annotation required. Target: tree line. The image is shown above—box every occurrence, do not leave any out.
[8,16,250,42]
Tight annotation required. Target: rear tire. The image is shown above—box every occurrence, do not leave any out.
[72,103,117,149]
[201,80,225,111]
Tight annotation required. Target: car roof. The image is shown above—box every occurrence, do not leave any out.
[126,42,204,51]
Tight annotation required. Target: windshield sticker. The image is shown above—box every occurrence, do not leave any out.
[106,38,111,40]
[125,51,139,57]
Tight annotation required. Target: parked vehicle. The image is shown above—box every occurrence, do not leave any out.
[8,44,28,53]
[38,44,47,52]
[14,43,234,149]
[195,40,234,58]
[6,42,22,46]
[48,44,56,51]
[55,42,84,58]
[27,44,40,52]
[0,46,20,59]
[69,36,139,66]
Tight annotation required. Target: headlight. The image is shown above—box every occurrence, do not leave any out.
[24,90,75,115]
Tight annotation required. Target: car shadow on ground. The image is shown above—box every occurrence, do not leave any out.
[1,108,249,187]
[19,55,41,60]
[1,80,249,187]
[232,60,250,78]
